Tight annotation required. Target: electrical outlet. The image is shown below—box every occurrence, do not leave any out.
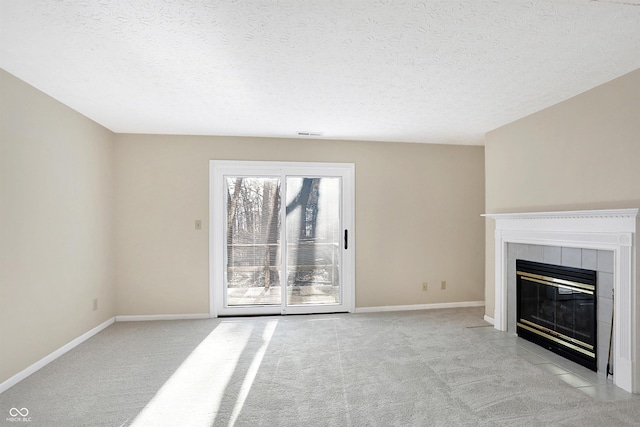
[93,298,98,311]
[195,220,202,230]
[441,280,447,290]
[422,282,428,291]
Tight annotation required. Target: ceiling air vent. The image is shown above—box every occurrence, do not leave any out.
[297,131,324,137]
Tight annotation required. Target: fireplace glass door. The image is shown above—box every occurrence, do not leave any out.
[516,260,597,371]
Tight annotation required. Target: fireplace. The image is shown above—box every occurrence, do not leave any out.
[483,209,640,393]
[516,260,597,371]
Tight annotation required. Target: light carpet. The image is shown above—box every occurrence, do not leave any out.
[2,307,640,426]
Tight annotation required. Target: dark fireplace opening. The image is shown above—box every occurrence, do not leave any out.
[516,259,597,371]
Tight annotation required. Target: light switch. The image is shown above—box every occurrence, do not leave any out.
[195,220,202,230]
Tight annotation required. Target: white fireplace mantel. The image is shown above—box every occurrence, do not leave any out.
[483,209,639,393]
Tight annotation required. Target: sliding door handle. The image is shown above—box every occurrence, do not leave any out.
[344,229,348,250]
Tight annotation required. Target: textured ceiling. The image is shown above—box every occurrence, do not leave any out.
[1,0,640,145]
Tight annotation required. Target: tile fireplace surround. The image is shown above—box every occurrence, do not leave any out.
[483,209,640,394]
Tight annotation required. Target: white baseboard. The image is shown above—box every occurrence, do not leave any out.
[115,313,210,322]
[354,301,485,314]
[0,317,115,394]
[483,315,495,325]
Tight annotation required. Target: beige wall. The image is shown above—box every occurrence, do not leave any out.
[0,70,116,383]
[115,135,485,314]
[484,68,640,319]
[1,67,485,385]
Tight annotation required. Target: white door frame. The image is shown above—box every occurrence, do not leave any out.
[209,160,355,317]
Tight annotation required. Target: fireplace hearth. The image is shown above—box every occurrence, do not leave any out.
[516,260,597,371]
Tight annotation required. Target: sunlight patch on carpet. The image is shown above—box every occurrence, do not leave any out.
[130,319,277,426]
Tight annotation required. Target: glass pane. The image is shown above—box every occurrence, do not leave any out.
[285,177,341,305]
[574,294,595,342]
[518,278,539,325]
[538,282,557,328]
[225,177,281,306]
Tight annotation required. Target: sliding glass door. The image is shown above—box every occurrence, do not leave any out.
[210,161,354,316]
